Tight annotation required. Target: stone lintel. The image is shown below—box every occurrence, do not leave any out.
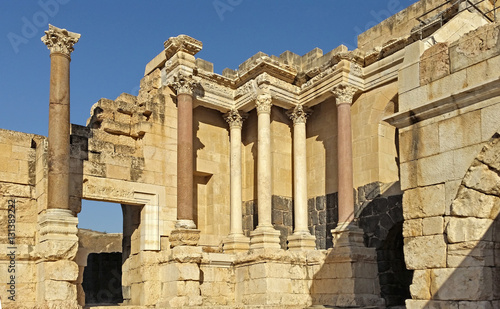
[170,228,201,248]
[164,34,202,60]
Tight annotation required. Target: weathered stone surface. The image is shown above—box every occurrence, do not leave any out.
[447,241,495,267]
[430,267,493,301]
[420,42,450,85]
[404,235,447,269]
[463,160,500,196]
[409,270,431,300]
[403,185,446,219]
[446,217,494,243]
[451,186,500,219]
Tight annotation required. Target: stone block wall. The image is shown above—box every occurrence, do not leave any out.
[393,21,500,308]
[193,106,230,248]
[0,130,41,308]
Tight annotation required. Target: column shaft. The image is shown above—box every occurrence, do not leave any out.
[293,121,308,233]
[177,93,194,223]
[257,110,272,228]
[47,53,71,210]
[230,124,243,234]
[337,102,354,223]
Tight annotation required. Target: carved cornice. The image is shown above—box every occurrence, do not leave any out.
[287,104,312,125]
[224,109,248,129]
[164,34,202,59]
[41,24,80,57]
[169,72,198,96]
[255,93,272,115]
[331,83,359,105]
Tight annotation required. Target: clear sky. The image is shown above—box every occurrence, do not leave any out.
[0,0,416,233]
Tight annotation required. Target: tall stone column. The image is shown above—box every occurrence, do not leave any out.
[223,109,250,253]
[322,83,384,308]
[169,72,200,246]
[250,93,280,249]
[38,24,81,309]
[287,105,316,250]
[42,24,80,212]
[331,83,358,227]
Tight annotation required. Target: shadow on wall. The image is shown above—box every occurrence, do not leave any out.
[413,133,500,308]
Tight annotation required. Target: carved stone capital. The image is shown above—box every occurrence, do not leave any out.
[256,93,272,115]
[287,104,312,125]
[331,83,360,105]
[224,109,248,129]
[164,34,203,59]
[41,24,81,57]
[169,72,198,96]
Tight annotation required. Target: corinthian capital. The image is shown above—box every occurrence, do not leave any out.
[224,109,248,129]
[256,93,272,115]
[41,24,81,57]
[287,104,312,125]
[331,83,359,105]
[169,72,198,96]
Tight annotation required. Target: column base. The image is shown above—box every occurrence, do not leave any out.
[175,219,197,229]
[223,234,250,253]
[37,209,79,260]
[331,221,365,248]
[287,232,316,251]
[250,226,281,250]
[170,228,200,247]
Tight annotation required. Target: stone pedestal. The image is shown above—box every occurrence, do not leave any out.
[311,223,385,308]
[287,233,316,251]
[170,228,201,247]
[223,234,250,253]
[250,227,281,250]
[37,209,80,308]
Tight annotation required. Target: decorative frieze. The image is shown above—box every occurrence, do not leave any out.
[41,24,80,56]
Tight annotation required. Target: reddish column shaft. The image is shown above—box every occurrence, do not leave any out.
[47,53,71,210]
[337,102,354,223]
[177,93,194,221]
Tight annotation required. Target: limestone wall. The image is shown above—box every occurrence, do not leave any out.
[193,106,231,248]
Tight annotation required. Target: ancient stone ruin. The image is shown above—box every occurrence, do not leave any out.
[1,0,499,308]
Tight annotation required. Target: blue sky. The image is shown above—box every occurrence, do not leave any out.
[0,0,416,233]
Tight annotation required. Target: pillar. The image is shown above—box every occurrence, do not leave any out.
[169,72,200,246]
[331,83,358,227]
[223,109,250,253]
[250,93,280,249]
[287,105,316,250]
[323,82,385,308]
[39,24,81,309]
[42,24,80,211]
